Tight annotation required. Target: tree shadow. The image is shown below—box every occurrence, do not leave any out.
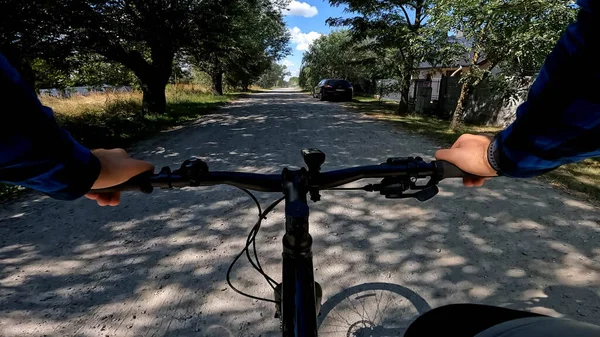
[1,91,599,336]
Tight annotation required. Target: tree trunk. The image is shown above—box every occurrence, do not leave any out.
[397,72,411,115]
[241,79,249,92]
[450,44,483,130]
[211,71,224,95]
[140,78,168,115]
[450,81,471,130]
[98,46,173,115]
[397,86,410,114]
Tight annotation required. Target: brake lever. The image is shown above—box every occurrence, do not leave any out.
[362,177,440,202]
[385,185,439,201]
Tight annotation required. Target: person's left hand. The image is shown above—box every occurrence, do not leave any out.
[85,149,154,206]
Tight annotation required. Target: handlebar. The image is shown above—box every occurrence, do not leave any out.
[90,154,472,201]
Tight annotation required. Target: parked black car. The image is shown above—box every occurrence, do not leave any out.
[313,79,353,101]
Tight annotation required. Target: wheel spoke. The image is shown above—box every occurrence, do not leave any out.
[319,287,420,336]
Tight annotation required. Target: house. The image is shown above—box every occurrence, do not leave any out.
[408,54,491,118]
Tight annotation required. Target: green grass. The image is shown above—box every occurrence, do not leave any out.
[0,89,238,202]
[345,96,500,146]
[345,96,600,202]
[542,159,600,202]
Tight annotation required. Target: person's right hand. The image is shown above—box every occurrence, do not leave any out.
[435,134,497,187]
[85,149,154,206]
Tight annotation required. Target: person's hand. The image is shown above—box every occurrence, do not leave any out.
[435,134,497,187]
[85,149,154,206]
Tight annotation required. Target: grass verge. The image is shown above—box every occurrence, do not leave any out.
[345,96,600,202]
[47,89,236,149]
[1,87,238,202]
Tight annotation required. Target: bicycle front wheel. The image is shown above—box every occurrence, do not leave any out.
[318,283,431,337]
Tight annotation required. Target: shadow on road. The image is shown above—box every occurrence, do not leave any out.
[318,282,431,336]
[1,91,599,336]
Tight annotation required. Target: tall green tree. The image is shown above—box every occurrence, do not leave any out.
[0,1,73,89]
[299,31,382,92]
[327,0,436,113]
[431,0,577,129]
[47,0,202,114]
[31,55,137,89]
[288,76,299,87]
[187,0,290,95]
[257,62,290,88]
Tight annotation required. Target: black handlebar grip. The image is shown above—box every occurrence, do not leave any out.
[435,160,470,179]
[89,170,154,194]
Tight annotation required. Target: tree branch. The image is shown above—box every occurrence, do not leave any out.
[400,6,412,26]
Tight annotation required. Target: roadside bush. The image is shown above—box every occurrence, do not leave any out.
[0,184,21,202]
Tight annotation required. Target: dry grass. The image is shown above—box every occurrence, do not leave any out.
[346,95,600,202]
[39,88,235,149]
[41,92,142,116]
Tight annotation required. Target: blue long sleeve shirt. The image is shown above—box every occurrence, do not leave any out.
[496,0,600,177]
[0,0,599,198]
[0,53,100,200]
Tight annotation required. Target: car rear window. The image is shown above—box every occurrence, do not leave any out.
[327,80,351,87]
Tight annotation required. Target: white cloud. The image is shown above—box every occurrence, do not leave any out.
[279,59,295,68]
[285,1,318,18]
[289,26,322,51]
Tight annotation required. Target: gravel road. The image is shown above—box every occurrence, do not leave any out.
[1,90,599,337]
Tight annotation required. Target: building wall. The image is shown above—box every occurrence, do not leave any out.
[381,67,528,127]
[463,78,527,127]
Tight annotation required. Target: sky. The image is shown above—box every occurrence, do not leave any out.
[280,0,351,78]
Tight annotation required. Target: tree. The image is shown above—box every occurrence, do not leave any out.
[0,1,74,89]
[187,0,290,95]
[289,76,299,87]
[327,0,437,113]
[48,0,202,114]
[257,62,290,88]
[431,0,577,129]
[31,55,138,89]
[299,31,384,93]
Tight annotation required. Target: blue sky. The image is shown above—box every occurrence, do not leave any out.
[281,0,351,78]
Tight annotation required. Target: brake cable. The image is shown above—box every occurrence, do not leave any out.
[327,187,367,191]
[225,188,283,303]
[237,188,279,289]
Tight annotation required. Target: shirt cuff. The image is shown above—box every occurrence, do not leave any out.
[49,139,102,200]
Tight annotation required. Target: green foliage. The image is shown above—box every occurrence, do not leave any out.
[31,55,138,90]
[432,0,577,90]
[0,183,22,202]
[257,63,291,88]
[299,31,375,90]
[326,0,449,111]
[186,0,291,94]
[288,77,299,87]
[430,0,577,128]
[1,0,289,112]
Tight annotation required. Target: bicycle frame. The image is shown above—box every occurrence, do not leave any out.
[279,168,319,337]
